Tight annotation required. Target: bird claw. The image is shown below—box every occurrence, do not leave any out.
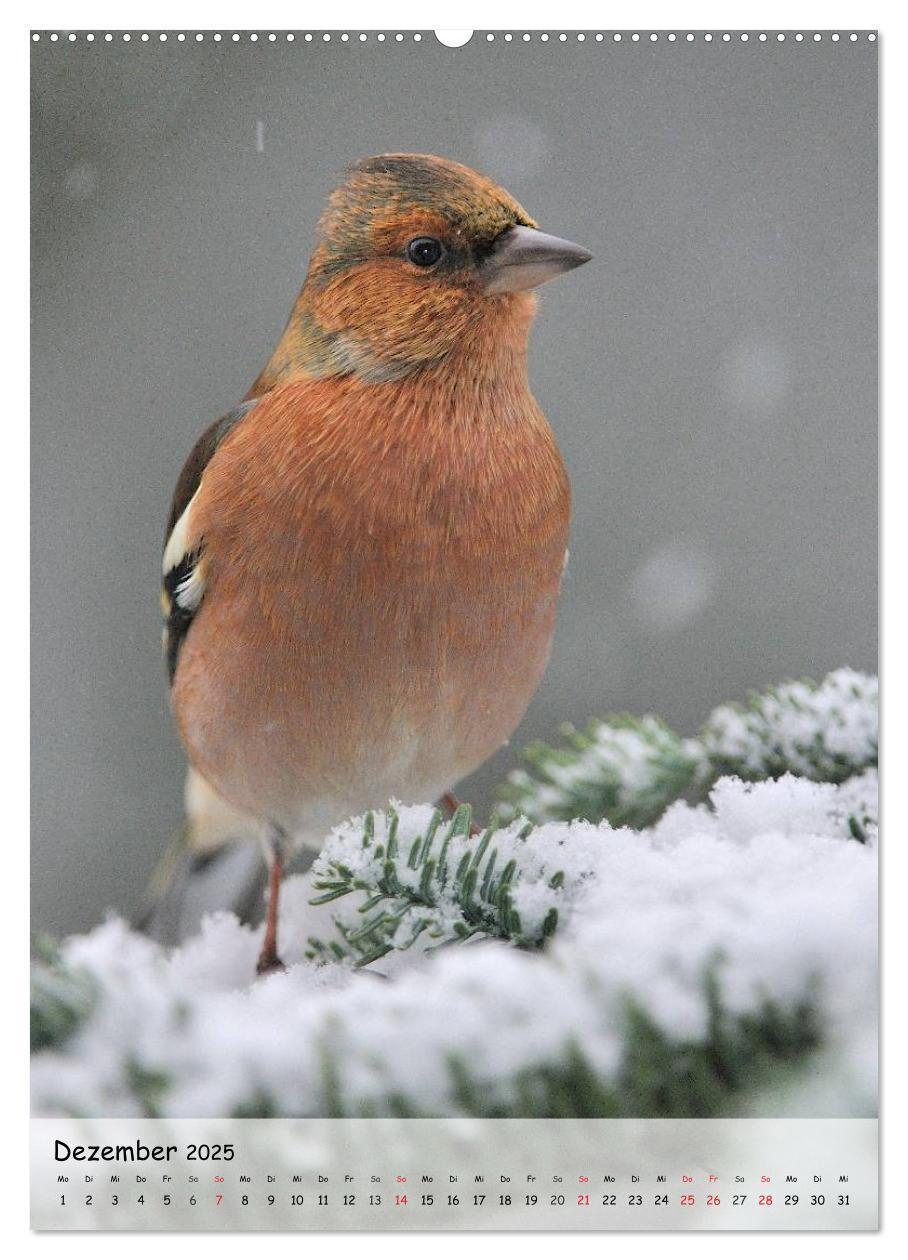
[255,953,287,977]
[440,791,482,836]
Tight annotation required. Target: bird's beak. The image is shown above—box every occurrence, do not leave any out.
[481,225,593,294]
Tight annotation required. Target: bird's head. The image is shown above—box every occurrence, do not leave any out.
[259,154,591,387]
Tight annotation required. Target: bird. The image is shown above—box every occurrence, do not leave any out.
[161,153,591,973]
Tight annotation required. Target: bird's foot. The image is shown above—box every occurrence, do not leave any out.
[255,951,287,977]
[440,791,482,836]
[256,828,287,976]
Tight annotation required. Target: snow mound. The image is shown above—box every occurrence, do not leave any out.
[31,773,877,1119]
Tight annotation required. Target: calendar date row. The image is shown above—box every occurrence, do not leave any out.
[59,1190,853,1209]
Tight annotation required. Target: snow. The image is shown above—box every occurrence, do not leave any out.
[703,668,878,782]
[504,716,705,828]
[305,803,600,959]
[627,539,718,633]
[31,769,877,1119]
[504,668,878,825]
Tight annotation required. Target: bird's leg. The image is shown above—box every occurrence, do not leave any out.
[439,791,482,837]
[256,826,288,976]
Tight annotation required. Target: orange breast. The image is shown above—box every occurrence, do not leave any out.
[172,369,570,835]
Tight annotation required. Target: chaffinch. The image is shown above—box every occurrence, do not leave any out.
[162,154,591,972]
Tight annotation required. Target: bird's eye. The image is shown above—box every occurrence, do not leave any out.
[406,237,444,268]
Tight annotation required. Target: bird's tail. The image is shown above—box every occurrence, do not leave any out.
[143,817,195,904]
[137,768,267,943]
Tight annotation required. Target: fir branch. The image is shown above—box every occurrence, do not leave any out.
[30,935,97,1052]
[500,715,705,828]
[701,668,878,785]
[306,804,565,965]
[193,972,822,1121]
[613,973,821,1120]
[30,673,877,1123]
[344,961,822,1120]
[499,668,878,827]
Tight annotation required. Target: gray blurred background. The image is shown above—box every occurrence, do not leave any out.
[32,32,877,937]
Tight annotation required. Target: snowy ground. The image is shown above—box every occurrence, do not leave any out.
[32,771,878,1120]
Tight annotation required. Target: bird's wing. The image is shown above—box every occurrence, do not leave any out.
[161,397,260,681]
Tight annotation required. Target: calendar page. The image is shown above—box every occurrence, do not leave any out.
[30,26,879,1234]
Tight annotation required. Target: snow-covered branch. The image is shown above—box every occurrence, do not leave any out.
[305,803,570,966]
[32,765,877,1120]
[498,668,878,827]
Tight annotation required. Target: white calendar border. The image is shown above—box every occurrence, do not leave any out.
[8,1,904,1254]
